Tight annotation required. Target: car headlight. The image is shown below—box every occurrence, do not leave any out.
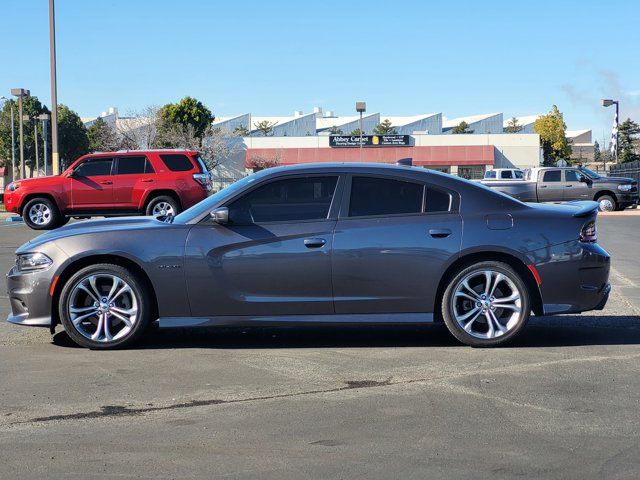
[16,253,53,272]
[7,182,20,192]
[618,184,633,192]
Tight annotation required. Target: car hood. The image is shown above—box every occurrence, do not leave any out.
[20,216,173,252]
[593,175,636,185]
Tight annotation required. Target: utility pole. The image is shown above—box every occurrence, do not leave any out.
[39,114,50,176]
[34,118,39,176]
[356,101,366,162]
[49,0,60,175]
[12,89,29,179]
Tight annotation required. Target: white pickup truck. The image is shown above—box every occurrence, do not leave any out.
[483,168,524,180]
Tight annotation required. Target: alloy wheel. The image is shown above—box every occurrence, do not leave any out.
[67,274,139,343]
[451,270,523,340]
[598,198,614,212]
[28,203,52,226]
[152,201,175,216]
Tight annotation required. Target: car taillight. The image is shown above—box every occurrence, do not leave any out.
[193,172,212,191]
[579,221,597,243]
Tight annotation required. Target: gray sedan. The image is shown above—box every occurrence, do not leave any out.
[6,163,611,348]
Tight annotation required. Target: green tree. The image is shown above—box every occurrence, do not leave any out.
[329,125,343,135]
[0,96,51,177]
[87,117,118,152]
[254,120,278,137]
[58,105,90,167]
[350,128,364,136]
[156,96,214,146]
[504,117,523,133]
[451,121,474,134]
[593,140,601,162]
[617,118,640,163]
[534,105,571,166]
[233,125,250,136]
[373,119,397,134]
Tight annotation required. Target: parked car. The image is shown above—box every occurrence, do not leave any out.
[483,168,524,180]
[7,163,610,349]
[3,149,212,230]
[481,166,638,211]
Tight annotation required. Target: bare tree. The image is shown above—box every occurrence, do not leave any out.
[248,149,282,170]
[116,106,160,150]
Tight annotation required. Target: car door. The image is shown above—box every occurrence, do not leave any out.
[185,174,342,317]
[563,169,591,201]
[70,156,115,210]
[537,169,564,202]
[113,155,155,209]
[332,175,462,314]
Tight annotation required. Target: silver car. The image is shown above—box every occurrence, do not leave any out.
[6,163,611,349]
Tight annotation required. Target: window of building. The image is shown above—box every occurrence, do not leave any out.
[74,158,113,177]
[159,154,194,172]
[228,176,338,224]
[458,166,485,180]
[349,176,424,217]
[542,170,561,182]
[117,156,154,175]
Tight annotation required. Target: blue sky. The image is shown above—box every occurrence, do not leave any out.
[2,0,638,141]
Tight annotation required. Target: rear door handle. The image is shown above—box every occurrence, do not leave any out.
[539,185,547,189]
[99,181,113,185]
[566,185,573,187]
[304,238,326,248]
[429,228,452,238]
[141,179,154,183]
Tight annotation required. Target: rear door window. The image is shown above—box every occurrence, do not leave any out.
[74,157,114,177]
[349,176,424,217]
[542,170,561,182]
[425,188,451,213]
[116,156,154,175]
[502,171,513,179]
[159,154,195,172]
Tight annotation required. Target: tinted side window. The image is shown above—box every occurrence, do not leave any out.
[565,170,580,182]
[349,176,423,217]
[485,171,496,179]
[159,154,194,172]
[514,171,524,179]
[75,158,113,177]
[117,156,152,175]
[502,171,513,179]
[229,176,338,224]
[542,170,561,182]
[425,188,451,213]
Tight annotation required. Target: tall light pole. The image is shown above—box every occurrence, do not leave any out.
[356,101,366,162]
[0,96,15,181]
[601,99,619,167]
[11,88,29,180]
[49,0,60,175]
[38,114,50,176]
[33,118,40,176]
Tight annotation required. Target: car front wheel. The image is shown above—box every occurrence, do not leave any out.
[59,263,151,349]
[22,197,62,230]
[597,195,616,212]
[441,261,531,347]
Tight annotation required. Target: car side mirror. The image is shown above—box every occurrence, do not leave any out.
[210,207,229,224]
[579,175,588,183]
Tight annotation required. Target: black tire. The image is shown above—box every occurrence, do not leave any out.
[59,263,152,349]
[145,195,180,217]
[22,197,62,230]
[441,261,531,347]
[597,195,617,212]
[58,216,71,227]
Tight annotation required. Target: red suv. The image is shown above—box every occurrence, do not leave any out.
[4,149,212,230]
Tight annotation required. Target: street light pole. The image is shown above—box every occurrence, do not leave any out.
[49,0,60,175]
[38,114,50,176]
[34,119,39,177]
[601,98,619,167]
[355,101,366,162]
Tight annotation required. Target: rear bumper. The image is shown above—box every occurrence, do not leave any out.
[527,240,611,315]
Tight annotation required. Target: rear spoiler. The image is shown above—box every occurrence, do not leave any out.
[566,200,599,217]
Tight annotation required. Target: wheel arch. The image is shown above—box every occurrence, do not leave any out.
[50,254,159,331]
[141,190,182,212]
[20,193,61,215]
[434,250,544,321]
[593,190,618,203]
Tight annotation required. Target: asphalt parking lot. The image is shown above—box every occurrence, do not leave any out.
[1,215,639,479]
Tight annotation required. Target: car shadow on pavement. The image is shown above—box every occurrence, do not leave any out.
[51,315,640,350]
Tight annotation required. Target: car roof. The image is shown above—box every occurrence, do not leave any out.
[86,149,198,156]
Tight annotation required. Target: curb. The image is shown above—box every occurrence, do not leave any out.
[4,216,23,223]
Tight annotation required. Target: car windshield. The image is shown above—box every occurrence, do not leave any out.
[579,167,601,179]
[173,172,263,223]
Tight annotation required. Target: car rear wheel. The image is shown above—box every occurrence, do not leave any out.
[59,264,151,349]
[145,195,179,217]
[597,195,616,212]
[22,197,62,230]
[441,261,531,347]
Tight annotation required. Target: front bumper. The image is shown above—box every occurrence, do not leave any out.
[617,192,639,207]
[6,265,54,327]
[528,240,611,315]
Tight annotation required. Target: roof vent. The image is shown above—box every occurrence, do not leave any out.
[325,110,335,118]
[294,110,303,117]
[313,106,323,118]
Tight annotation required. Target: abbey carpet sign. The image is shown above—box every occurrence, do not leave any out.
[329,135,411,147]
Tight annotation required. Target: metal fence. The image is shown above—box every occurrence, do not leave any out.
[609,161,640,184]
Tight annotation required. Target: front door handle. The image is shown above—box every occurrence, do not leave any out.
[141,179,154,183]
[539,185,547,188]
[304,238,326,248]
[566,184,573,187]
[99,181,113,185]
[429,228,452,238]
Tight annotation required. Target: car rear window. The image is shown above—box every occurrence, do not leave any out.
[159,154,195,172]
[542,170,561,182]
[349,176,424,217]
[117,156,154,175]
[485,171,496,179]
[425,188,451,213]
